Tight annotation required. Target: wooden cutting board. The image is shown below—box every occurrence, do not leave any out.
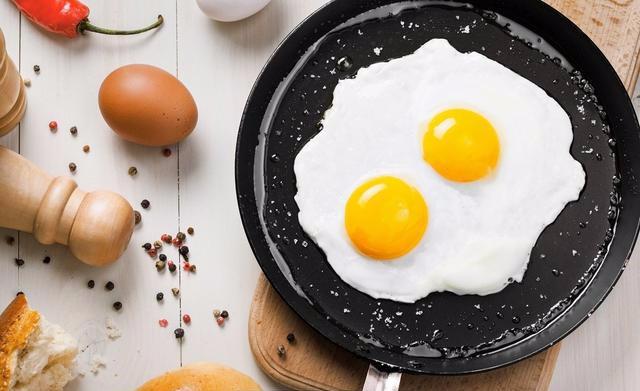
[249,1,640,390]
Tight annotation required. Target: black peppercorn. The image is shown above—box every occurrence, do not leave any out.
[70,126,78,136]
[83,145,90,153]
[33,64,40,73]
[179,246,189,257]
[187,227,194,235]
[162,148,172,157]
[88,280,95,289]
[128,166,138,176]
[15,258,24,267]
[176,232,187,241]
[142,242,152,251]
[68,162,77,173]
[42,256,51,264]
[159,254,167,262]
[141,199,150,209]
[105,281,115,291]
[174,328,184,339]
[221,310,229,319]
[189,264,197,273]
[113,301,123,311]
[5,236,15,246]
[277,345,286,357]
[286,333,296,343]
[156,292,164,301]
[134,211,141,225]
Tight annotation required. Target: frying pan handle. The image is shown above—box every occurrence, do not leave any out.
[362,364,402,391]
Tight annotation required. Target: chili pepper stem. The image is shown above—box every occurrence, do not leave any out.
[78,15,164,36]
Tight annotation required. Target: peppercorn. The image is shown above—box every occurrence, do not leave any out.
[159,254,167,262]
[179,246,189,257]
[113,301,123,311]
[187,227,194,235]
[83,145,90,153]
[155,260,166,271]
[142,242,152,251]
[153,240,162,249]
[128,166,138,176]
[216,317,225,326]
[221,310,229,319]
[88,280,95,289]
[68,162,77,173]
[134,211,141,225]
[161,234,172,243]
[23,78,31,87]
[172,238,182,247]
[42,256,51,264]
[147,248,157,258]
[48,120,57,131]
[162,148,172,157]
[213,309,221,318]
[287,333,296,343]
[156,292,164,301]
[70,126,78,136]
[176,232,186,241]
[33,64,40,73]
[105,281,115,291]
[171,287,180,296]
[141,199,150,209]
[159,319,168,328]
[174,328,184,339]
[5,236,15,246]
[277,345,286,357]
[168,261,177,273]
[15,258,24,267]
[182,261,191,271]
[182,314,191,324]
[189,264,197,273]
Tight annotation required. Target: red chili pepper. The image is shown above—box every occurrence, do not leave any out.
[12,0,163,39]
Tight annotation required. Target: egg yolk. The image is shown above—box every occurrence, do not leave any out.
[423,109,500,182]
[344,176,428,260]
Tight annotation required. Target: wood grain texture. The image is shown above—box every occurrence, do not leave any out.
[250,275,561,391]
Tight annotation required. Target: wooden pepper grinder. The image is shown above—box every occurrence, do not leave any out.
[0,28,26,136]
[0,146,135,266]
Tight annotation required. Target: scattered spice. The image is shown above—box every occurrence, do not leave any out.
[168,261,177,273]
[182,261,191,271]
[216,317,225,326]
[155,260,166,271]
[174,328,184,339]
[179,246,189,258]
[134,211,141,225]
[141,199,150,209]
[69,126,78,136]
[15,258,24,267]
[182,314,191,324]
[83,144,90,153]
[189,264,197,273]
[187,227,194,235]
[88,280,95,289]
[159,319,168,328]
[161,234,172,243]
[68,162,77,173]
[162,148,172,157]
[5,236,15,246]
[172,237,182,247]
[213,309,221,318]
[128,166,138,176]
[23,78,31,87]
[105,281,115,291]
[48,120,57,131]
[113,301,123,311]
[33,64,40,73]
[142,242,152,251]
[176,232,186,241]
[156,292,164,301]
[159,254,167,262]
[153,240,163,250]
[42,256,51,264]
[171,287,180,296]
[221,310,229,319]
[277,345,286,357]
[287,333,296,343]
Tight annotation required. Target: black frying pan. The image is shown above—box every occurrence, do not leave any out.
[236,0,640,381]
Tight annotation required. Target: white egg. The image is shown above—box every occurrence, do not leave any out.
[294,39,585,303]
[195,0,271,22]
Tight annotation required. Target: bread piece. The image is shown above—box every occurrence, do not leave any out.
[0,295,78,391]
[137,362,262,391]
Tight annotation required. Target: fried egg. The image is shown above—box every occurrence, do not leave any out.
[294,39,585,303]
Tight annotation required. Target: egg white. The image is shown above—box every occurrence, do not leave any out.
[294,39,585,303]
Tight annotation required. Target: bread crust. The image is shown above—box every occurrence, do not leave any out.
[137,362,262,391]
[0,295,40,391]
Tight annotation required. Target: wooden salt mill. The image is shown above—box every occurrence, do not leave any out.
[0,28,26,136]
[0,146,135,266]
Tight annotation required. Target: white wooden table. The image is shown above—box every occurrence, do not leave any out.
[0,1,638,390]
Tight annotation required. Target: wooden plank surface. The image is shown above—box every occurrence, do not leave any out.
[0,0,638,390]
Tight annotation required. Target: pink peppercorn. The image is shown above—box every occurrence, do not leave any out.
[183,314,191,324]
[216,317,225,326]
[48,121,57,132]
[172,238,183,247]
[183,261,191,271]
[161,234,172,244]
[147,248,158,258]
[159,319,168,328]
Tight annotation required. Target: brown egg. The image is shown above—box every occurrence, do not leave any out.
[99,64,198,147]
